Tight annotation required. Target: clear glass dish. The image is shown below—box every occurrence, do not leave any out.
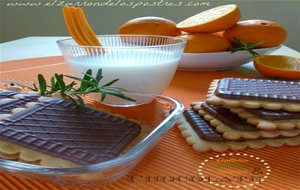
[0,79,184,188]
[57,35,186,106]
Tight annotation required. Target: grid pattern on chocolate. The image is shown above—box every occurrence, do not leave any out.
[183,109,224,142]
[0,99,141,165]
[216,78,300,103]
[0,95,39,114]
[0,90,20,99]
[201,102,258,131]
[244,108,300,120]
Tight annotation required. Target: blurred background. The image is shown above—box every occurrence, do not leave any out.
[1,0,299,50]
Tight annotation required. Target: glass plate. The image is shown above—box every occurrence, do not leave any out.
[0,79,184,188]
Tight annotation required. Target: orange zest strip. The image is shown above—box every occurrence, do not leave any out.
[75,7,101,46]
[63,6,88,46]
[68,7,90,46]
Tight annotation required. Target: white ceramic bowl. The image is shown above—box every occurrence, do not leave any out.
[178,45,281,71]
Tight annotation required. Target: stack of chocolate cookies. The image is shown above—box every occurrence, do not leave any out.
[178,78,300,152]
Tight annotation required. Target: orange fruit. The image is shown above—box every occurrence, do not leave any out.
[176,4,240,33]
[223,20,287,48]
[254,55,300,79]
[210,30,225,37]
[119,17,181,36]
[179,33,231,53]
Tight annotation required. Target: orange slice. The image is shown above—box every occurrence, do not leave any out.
[254,55,300,79]
[176,4,240,33]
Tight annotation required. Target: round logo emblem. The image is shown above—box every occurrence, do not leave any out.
[198,153,271,188]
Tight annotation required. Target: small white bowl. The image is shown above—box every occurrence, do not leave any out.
[178,45,281,71]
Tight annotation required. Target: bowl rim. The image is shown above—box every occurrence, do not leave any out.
[182,44,282,55]
[57,34,186,49]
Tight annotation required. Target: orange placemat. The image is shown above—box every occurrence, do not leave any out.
[0,57,300,190]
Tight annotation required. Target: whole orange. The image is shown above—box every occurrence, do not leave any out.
[223,19,287,48]
[210,31,225,37]
[179,33,231,53]
[119,17,181,36]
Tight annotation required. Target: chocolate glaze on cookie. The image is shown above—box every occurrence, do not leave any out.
[216,78,300,103]
[0,90,20,99]
[244,108,300,120]
[0,98,141,165]
[201,102,258,131]
[183,109,224,142]
[0,93,39,114]
[184,107,294,142]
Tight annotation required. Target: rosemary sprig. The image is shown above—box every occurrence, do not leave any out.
[29,69,135,106]
[229,36,265,57]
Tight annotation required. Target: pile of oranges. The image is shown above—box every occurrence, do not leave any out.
[118,4,287,53]
[118,4,299,80]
